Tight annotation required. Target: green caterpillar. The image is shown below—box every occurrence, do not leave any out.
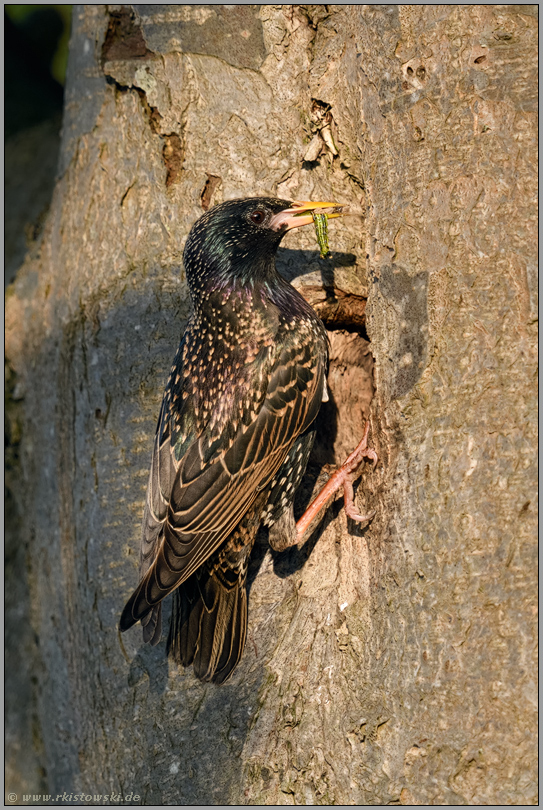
[312,211,330,259]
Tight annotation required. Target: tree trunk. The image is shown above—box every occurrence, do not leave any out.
[6,4,537,805]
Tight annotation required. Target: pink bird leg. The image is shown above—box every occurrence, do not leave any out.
[296,418,377,539]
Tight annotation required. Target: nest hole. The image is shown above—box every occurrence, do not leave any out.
[291,284,374,521]
[314,327,374,467]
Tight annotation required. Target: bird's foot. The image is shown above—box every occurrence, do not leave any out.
[296,418,377,540]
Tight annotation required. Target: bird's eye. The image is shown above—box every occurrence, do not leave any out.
[250,210,266,225]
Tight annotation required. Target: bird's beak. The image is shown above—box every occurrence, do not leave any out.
[269,200,344,232]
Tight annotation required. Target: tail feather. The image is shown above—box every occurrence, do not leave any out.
[168,569,248,684]
[211,585,247,684]
[170,576,199,667]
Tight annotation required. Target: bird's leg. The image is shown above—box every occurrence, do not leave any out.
[295,418,377,540]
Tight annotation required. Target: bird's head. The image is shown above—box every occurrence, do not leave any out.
[183,197,343,295]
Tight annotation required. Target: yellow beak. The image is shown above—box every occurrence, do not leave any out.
[269,200,344,232]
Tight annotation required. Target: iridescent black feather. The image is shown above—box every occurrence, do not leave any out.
[120,198,328,683]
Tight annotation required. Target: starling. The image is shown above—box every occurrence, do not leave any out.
[120,197,374,684]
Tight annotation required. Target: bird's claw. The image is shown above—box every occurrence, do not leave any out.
[344,505,376,524]
[296,417,378,539]
[343,472,376,525]
[342,418,378,474]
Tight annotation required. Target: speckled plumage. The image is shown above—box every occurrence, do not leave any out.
[120,198,329,683]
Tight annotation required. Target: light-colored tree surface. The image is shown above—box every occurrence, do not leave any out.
[6,5,537,805]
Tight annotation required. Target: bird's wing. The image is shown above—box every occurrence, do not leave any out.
[120,334,325,629]
[140,398,177,578]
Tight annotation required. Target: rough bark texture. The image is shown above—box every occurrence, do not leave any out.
[6,4,537,805]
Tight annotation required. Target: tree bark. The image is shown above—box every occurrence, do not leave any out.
[6,4,537,805]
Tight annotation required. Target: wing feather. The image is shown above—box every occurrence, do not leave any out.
[120,324,326,632]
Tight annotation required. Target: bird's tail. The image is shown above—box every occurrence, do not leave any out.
[167,564,248,685]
